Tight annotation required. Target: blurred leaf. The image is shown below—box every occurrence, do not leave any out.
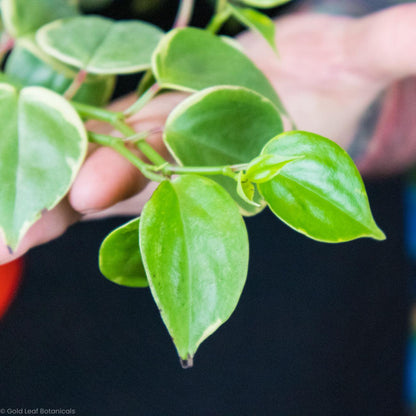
[6,45,115,106]
[238,0,293,8]
[37,16,163,75]
[228,4,277,53]
[1,0,79,37]
[152,27,286,114]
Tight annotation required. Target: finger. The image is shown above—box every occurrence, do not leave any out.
[69,145,149,214]
[0,199,80,265]
[346,4,416,81]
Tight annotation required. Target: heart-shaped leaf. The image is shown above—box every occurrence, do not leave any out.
[152,27,286,114]
[228,5,277,53]
[1,0,79,38]
[36,16,164,75]
[238,0,293,8]
[140,175,249,365]
[99,218,148,288]
[164,86,283,214]
[6,45,115,106]
[258,131,385,242]
[0,84,87,250]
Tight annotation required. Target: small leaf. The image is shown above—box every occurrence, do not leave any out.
[245,153,298,183]
[0,83,87,250]
[140,175,249,363]
[164,86,283,214]
[228,5,277,53]
[152,27,286,114]
[1,0,79,37]
[36,16,163,75]
[258,131,386,242]
[99,218,148,288]
[238,0,293,8]
[6,45,115,106]
[236,171,259,207]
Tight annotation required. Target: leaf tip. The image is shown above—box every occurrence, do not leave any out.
[372,227,386,241]
[179,354,194,369]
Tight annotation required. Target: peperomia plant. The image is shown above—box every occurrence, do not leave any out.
[0,0,385,368]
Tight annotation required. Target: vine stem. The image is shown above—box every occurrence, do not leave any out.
[111,119,167,166]
[123,83,161,118]
[88,132,166,182]
[0,35,14,64]
[64,70,87,100]
[173,0,195,28]
[216,0,228,13]
[206,8,231,34]
[71,101,167,167]
[88,132,244,181]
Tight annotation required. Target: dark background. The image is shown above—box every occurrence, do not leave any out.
[0,1,410,415]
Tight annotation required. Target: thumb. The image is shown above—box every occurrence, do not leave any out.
[346,4,416,81]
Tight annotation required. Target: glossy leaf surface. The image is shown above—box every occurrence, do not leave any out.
[36,16,163,75]
[258,131,385,242]
[140,175,249,363]
[6,46,115,106]
[0,84,87,249]
[99,218,148,288]
[164,86,283,214]
[245,153,297,183]
[228,5,277,52]
[152,27,285,112]
[238,0,292,8]
[1,0,79,37]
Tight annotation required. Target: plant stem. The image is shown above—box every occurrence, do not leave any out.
[72,100,167,167]
[123,83,161,118]
[64,70,87,100]
[173,0,195,28]
[111,119,167,167]
[88,132,166,182]
[89,132,246,183]
[0,35,14,65]
[160,164,242,179]
[216,0,228,13]
[71,101,123,124]
[206,8,231,34]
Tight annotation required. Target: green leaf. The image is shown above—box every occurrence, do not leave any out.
[228,5,277,53]
[1,0,79,38]
[258,131,386,242]
[0,83,87,250]
[245,153,298,183]
[152,27,286,114]
[140,175,249,365]
[238,0,293,8]
[236,171,259,207]
[36,16,163,75]
[6,45,115,106]
[164,86,283,215]
[99,218,148,288]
